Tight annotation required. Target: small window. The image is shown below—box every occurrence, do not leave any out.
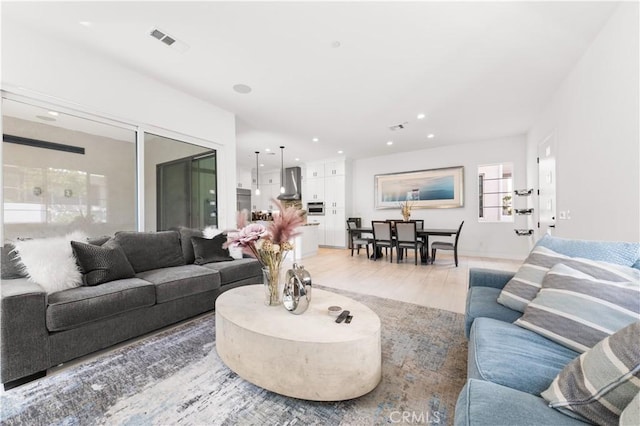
[478,163,514,223]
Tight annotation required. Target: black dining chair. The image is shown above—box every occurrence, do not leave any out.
[346,219,372,257]
[395,221,424,265]
[430,221,464,267]
[372,221,395,262]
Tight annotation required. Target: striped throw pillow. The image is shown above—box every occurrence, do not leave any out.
[497,246,639,313]
[515,263,639,353]
[541,321,640,426]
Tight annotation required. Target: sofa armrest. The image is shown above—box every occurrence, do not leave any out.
[468,268,515,290]
[1,279,50,384]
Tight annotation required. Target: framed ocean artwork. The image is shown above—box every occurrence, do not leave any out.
[374,166,464,209]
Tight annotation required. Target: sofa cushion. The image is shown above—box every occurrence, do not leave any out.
[175,227,203,264]
[135,265,221,304]
[114,231,185,273]
[46,278,155,332]
[542,321,640,426]
[535,234,640,267]
[71,240,136,286]
[200,258,262,285]
[515,264,640,353]
[497,246,639,313]
[455,379,589,426]
[464,286,521,338]
[468,317,579,395]
[1,243,27,279]
[191,235,234,265]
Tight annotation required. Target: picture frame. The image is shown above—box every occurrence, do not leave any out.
[374,166,464,209]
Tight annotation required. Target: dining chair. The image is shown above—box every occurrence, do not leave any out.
[395,221,423,265]
[430,221,464,267]
[372,221,394,262]
[413,219,424,230]
[346,219,371,257]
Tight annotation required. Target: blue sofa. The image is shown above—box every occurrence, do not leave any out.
[454,236,640,426]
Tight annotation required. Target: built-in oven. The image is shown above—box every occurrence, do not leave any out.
[307,202,325,215]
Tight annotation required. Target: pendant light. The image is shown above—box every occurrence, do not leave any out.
[279,146,286,194]
[254,151,261,196]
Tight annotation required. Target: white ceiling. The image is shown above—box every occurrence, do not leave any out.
[2,1,618,170]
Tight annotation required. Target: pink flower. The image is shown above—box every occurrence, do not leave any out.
[225,223,267,248]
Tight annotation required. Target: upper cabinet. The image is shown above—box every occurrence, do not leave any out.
[324,161,345,176]
[305,162,325,179]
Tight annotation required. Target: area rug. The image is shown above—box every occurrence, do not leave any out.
[0,286,468,425]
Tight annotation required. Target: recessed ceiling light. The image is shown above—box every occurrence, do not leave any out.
[427,133,435,139]
[233,84,252,94]
[312,138,319,142]
[386,141,393,146]
[295,158,300,161]
[417,113,426,120]
[337,150,344,154]
[265,148,271,152]
[79,21,92,27]
[259,163,264,167]
[48,111,59,116]
[331,41,341,48]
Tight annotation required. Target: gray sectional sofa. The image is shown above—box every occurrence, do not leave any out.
[0,228,262,390]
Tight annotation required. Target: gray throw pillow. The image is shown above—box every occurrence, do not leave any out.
[175,227,203,264]
[71,240,136,286]
[87,235,111,246]
[191,235,234,265]
[113,231,185,273]
[1,243,27,279]
[542,321,640,426]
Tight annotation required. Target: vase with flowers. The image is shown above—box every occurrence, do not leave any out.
[225,200,304,306]
[399,200,414,222]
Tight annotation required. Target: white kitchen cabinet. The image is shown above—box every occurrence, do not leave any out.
[306,216,326,246]
[252,169,282,210]
[302,158,350,248]
[325,175,345,209]
[305,162,325,179]
[324,161,345,176]
[304,177,325,202]
[325,207,346,247]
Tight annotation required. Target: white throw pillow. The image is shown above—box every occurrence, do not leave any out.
[202,225,223,239]
[14,231,87,294]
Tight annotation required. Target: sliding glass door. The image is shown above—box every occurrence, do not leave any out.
[145,133,217,231]
[2,98,137,240]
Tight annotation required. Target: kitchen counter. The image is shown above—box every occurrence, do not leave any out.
[293,223,319,260]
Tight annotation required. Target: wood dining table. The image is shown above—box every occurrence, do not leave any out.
[348,227,459,264]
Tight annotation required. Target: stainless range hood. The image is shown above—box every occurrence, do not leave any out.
[277,167,302,200]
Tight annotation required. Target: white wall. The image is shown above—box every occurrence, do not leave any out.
[351,136,531,260]
[1,20,238,230]
[526,3,639,243]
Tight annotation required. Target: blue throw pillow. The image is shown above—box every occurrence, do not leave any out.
[535,234,639,267]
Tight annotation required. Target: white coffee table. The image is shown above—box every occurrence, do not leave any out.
[215,285,382,401]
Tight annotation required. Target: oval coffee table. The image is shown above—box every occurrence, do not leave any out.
[215,285,382,401]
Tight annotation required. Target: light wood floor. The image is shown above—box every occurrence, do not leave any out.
[300,247,522,314]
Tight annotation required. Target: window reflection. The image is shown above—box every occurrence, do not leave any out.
[2,98,136,239]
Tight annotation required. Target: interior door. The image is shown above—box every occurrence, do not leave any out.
[538,133,557,236]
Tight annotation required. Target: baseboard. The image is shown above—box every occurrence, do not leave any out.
[3,370,47,391]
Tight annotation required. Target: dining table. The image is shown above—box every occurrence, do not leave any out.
[347,226,459,264]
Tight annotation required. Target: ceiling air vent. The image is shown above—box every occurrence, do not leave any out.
[389,122,408,131]
[149,27,189,53]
